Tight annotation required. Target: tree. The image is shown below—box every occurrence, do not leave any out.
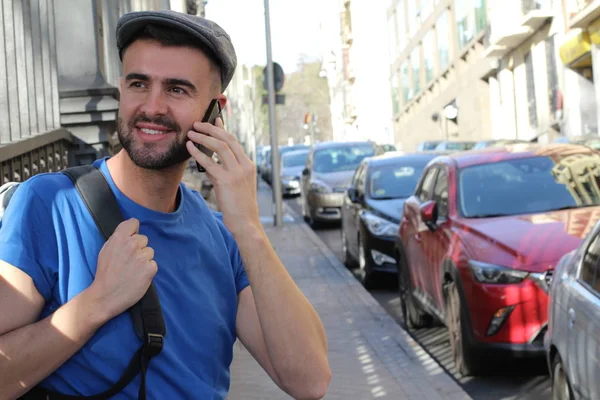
[276,61,332,145]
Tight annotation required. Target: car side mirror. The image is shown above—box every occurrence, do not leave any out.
[347,188,360,203]
[420,200,438,230]
[302,168,310,176]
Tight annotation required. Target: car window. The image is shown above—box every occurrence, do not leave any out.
[580,234,600,294]
[312,144,375,173]
[282,151,309,168]
[350,163,363,187]
[356,164,368,194]
[457,154,600,218]
[369,163,427,199]
[433,168,449,218]
[417,167,438,202]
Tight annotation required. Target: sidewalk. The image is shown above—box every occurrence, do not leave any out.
[225,181,472,400]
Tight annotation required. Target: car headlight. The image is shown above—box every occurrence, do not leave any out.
[362,212,399,237]
[310,180,332,194]
[468,261,528,284]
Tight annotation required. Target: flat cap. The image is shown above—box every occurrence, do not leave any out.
[116,10,237,91]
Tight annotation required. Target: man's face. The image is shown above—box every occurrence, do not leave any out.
[118,39,222,170]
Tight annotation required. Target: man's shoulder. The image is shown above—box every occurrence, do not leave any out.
[11,172,74,203]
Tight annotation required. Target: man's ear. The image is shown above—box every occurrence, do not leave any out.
[217,95,228,111]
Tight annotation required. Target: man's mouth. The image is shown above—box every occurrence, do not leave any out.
[135,123,175,136]
[140,128,169,135]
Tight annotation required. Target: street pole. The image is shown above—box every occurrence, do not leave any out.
[264,0,283,227]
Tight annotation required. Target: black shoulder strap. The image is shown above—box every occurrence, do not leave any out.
[22,165,166,400]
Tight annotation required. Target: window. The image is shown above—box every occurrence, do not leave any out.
[423,31,435,83]
[455,0,474,50]
[524,51,538,128]
[411,47,421,96]
[396,0,406,50]
[356,164,368,194]
[388,15,397,63]
[580,234,600,293]
[418,167,439,202]
[546,35,559,117]
[437,12,450,71]
[369,163,428,199]
[351,163,364,187]
[391,72,400,115]
[474,0,487,34]
[401,60,411,102]
[313,145,375,174]
[433,168,449,217]
[407,0,419,36]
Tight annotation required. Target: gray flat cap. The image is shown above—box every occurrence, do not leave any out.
[116,10,237,91]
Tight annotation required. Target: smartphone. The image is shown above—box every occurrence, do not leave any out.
[195,99,222,173]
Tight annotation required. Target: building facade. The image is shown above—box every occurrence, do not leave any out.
[558,0,600,138]
[322,0,395,145]
[0,0,197,183]
[483,0,564,144]
[387,0,496,151]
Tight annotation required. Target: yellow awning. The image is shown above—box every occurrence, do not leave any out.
[559,30,592,68]
[589,17,600,44]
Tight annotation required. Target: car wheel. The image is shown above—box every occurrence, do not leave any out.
[358,236,377,290]
[552,355,573,400]
[445,280,479,377]
[341,225,357,268]
[397,252,432,329]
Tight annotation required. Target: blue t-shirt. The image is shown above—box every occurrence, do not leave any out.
[0,158,250,399]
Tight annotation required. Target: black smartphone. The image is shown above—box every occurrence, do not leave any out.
[195,99,222,172]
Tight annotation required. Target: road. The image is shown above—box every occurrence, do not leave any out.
[283,194,552,400]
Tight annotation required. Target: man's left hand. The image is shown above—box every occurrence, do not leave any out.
[186,118,260,236]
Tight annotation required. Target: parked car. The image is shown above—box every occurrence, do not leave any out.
[434,141,476,151]
[472,139,530,150]
[416,141,443,152]
[300,141,377,227]
[545,218,600,400]
[395,143,600,377]
[280,149,310,197]
[263,144,310,184]
[341,152,441,288]
[554,134,600,151]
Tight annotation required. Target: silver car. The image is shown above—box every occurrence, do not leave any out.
[280,149,309,197]
[300,141,377,226]
[545,219,600,399]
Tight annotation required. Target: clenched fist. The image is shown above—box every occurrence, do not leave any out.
[89,218,157,320]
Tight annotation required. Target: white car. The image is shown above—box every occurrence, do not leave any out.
[545,219,600,399]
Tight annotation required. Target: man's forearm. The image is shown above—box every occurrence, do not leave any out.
[0,288,108,400]
[233,225,330,393]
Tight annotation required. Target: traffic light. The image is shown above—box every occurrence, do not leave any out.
[304,113,312,124]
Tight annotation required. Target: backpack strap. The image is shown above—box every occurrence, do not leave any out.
[23,165,166,400]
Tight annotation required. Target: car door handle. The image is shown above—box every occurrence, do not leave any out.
[568,308,576,329]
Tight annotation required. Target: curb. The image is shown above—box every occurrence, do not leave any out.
[281,202,472,399]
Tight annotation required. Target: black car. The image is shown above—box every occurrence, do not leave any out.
[341,152,441,289]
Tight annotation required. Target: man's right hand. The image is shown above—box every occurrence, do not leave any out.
[89,218,158,320]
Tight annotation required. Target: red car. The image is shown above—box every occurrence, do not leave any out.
[395,143,600,376]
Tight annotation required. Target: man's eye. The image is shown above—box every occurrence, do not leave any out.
[130,81,146,88]
[170,87,186,94]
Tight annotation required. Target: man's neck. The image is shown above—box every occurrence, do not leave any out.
[106,151,186,213]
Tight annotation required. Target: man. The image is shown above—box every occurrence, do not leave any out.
[0,10,330,400]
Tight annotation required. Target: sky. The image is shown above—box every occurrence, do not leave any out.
[206,0,337,73]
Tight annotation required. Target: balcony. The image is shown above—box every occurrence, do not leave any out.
[568,0,600,28]
[483,0,554,59]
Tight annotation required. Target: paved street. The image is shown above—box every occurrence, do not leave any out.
[222,179,471,399]
[283,193,553,400]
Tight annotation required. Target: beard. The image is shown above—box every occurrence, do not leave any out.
[117,114,191,170]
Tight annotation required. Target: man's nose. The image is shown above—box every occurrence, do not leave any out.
[141,88,168,116]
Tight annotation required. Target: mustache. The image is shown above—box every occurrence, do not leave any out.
[130,114,180,133]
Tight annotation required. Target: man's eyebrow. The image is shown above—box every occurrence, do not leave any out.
[125,73,149,81]
[164,78,197,92]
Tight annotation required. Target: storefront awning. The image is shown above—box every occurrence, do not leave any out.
[559,30,592,68]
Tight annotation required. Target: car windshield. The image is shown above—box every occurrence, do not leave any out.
[282,152,309,168]
[369,164,426,199]
[422,142,439,150]
[458,155,600,218]
[313,145,375,173]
